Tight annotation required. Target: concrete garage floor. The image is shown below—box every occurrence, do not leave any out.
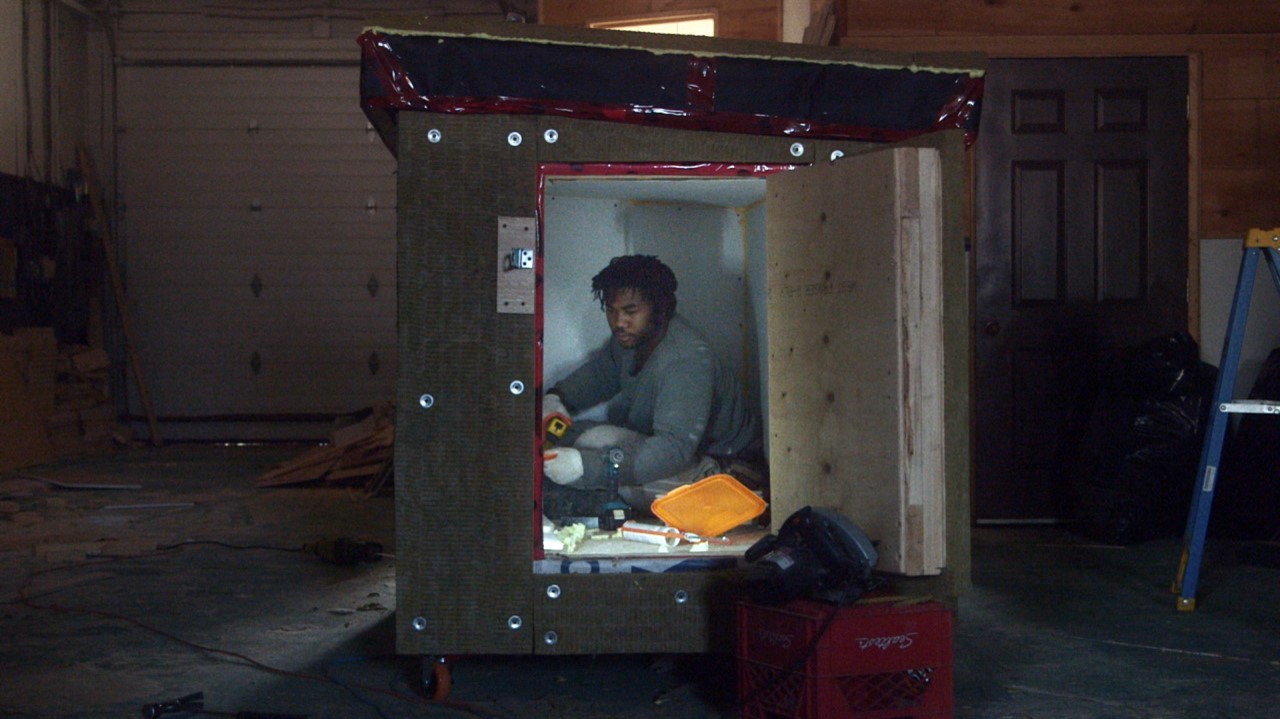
[1,445,1277,719]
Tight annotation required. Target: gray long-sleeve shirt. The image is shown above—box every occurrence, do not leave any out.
[550,315,759,488]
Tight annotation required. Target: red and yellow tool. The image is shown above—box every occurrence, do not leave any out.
[543,412,571,450]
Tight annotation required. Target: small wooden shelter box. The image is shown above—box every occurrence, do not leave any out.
[360,18,983,658]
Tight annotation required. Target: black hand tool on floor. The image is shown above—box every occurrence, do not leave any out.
[141,691,308,719]
[304,536,384,565]
[142,691,204,718]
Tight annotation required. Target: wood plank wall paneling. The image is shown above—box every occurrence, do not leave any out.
[1201,49,1280,234]
[833,0,1280,239]
[537,0,781,41]
[833,0,1280,39]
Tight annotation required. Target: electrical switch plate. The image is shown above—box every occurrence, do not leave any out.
[497,217,536,314]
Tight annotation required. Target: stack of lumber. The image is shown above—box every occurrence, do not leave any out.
[50,344,133,454]
[256,402,395,495]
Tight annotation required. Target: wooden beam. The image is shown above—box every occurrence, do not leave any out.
[1188,52,1203,342]
[839,32,1280,57]
[77,144,162,447]
[835,0,1280,38]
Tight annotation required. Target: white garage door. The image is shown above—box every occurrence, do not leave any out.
[116,64,397,440]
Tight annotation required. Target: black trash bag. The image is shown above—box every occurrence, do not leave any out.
[1070,333,1216,545]
[1113,330,1207,398]
[1212,346,1280,540]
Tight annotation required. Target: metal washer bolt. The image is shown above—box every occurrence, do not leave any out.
[546,584,562,599]
[543,630,559,646]
[674,589,690,604]
[507,615,523,630]
[508,131,523,147]
[418,393,434,409]
[510,380,525,395]
[790,142,806,157]
[830,150,845,161]
[544,128,559,144]
[427,128,442,144]
[411,616,428,632]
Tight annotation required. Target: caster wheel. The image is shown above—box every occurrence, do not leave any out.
[419,656,452,700]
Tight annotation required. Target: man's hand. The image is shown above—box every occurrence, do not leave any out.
[543,447,584,485]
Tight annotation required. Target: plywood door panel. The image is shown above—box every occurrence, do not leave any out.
[116,65,397,438]
[765,146,946,576]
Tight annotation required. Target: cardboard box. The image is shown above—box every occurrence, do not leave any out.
[366,19,979,657]
[0,329,57,473]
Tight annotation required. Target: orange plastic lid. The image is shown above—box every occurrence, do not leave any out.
[650,473,767,537]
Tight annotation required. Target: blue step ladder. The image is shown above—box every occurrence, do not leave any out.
[1173,227,1280,611]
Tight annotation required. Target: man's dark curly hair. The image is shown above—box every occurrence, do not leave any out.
[591,255,678,322]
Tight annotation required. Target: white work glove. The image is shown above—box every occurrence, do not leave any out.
[575,424,646,450]
[543,447,584,485]
[542,393,569,422]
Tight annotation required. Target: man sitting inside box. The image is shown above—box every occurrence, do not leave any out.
[541,254,766,520]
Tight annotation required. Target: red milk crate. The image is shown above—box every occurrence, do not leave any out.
[736,598,953,719]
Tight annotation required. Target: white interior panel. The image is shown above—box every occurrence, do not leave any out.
[542,177,766,424]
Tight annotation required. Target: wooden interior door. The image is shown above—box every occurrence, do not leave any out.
[766,145,948,576]
[974,57,1189,521]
